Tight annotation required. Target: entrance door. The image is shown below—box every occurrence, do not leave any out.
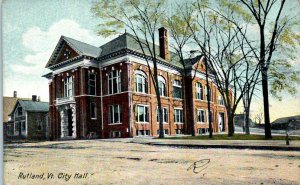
[67,109,73,136]
[219,113,225,132]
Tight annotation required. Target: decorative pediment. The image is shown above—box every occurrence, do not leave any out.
[45,36,102,69]
[45,36,80,68]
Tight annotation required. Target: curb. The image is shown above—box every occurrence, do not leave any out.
[144,142,300,151]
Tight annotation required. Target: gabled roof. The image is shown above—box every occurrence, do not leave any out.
[3,97,31,123]
[45,36,102,68]
[10,100,49,115]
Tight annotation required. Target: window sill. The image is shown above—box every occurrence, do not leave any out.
[156,122,169,124]
[172,98,183,100]
[136,122,149,124]
[197,122,206,124]
[108,123,122,125]
[91,118,97,120]
[175,122,184,124]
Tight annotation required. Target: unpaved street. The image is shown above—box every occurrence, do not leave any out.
[4,139,300,185]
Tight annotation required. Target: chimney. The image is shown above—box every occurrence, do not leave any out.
[37,96,41,102]
[158,27,170,62]
[32,95,37,101]
[13,91,17,98]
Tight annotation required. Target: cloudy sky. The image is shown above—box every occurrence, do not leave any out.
[2,0,300,121]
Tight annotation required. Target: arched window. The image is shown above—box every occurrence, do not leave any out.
[195,82,203,100]
[158,76,166,96]
[172,80,182,99]
[135,70,148,93]
[108,70,121,94]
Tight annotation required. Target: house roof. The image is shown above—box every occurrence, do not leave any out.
[46,33,186,69]
[3,97,31,123]
[98,32,182,68]
[10,100,49,115]
[272,115,300,124]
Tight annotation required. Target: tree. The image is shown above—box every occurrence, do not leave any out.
[91,0,167,138]
[182,0,260,136]
[232,0,300,138]
[162,6,212,137]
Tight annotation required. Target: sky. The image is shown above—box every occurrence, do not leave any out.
[2,0,300,122]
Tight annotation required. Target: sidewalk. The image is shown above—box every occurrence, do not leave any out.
[130,138,300,151]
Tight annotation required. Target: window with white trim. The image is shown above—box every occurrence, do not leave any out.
[218,95,224,105]
[174,108,183,123]
[172,80,182,98]
[136,130,150,136]
[91,102,97,119]
[175,129,183,134]
[197,109,205,123]
[136,105,149,123]
[109,105,122,124]
[21,121,26,132]
[157,107,168,123]
[88,73,96,95]
[206,86,212,101]
[157,129,169,135]
[135,71,148,93]
[108,70,121,94]
[64,76,74,97]
[158,76,166,96]
[195,82,203,100]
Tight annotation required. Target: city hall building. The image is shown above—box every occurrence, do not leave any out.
[43,28,228,140]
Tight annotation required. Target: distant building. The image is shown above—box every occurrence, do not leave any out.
[272,115,300,130]
[234,114,254,127]
[3,91,30,137]
[9,95,49,139]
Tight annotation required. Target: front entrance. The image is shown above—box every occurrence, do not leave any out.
[219,113,225,132]
[59,104,76,138]
[67,109,73,136]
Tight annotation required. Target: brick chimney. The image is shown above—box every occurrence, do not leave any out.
[32,95,37,101]
[13,91,17,98]
[158,27,170,62]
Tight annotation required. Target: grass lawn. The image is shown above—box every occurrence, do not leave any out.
[161,134,300,140]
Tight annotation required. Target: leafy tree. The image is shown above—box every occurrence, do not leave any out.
[91,0,167,138]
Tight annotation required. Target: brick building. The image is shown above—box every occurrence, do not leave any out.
[43,28,228,140]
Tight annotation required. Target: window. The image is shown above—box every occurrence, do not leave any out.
[91,103,97,119]
[195,83,203,100]
[198,128,208,135]
[135,71,148,93]
[37,123,42,131]
[64,76,74,97]
[136,105,149,123]
[218,95,224,105]
[175,129,183,135]
[174,109,183,123]
[21,121,26,132]
[136,130,150,136]
[108,70,121,94]
[88,73,96,95]
[158,76,166,96]
[157,107,168,123]
[112,131,121,138]
[197,110,205,123]
[109,105,122,124]
[172,80,182,98]
[157,129,169,135]
[17,106,22,116]
[207,110,213,122]
[206,86,212,101]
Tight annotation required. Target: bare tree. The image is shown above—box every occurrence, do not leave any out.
[92,0,167,138]
[182,0,261,136]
